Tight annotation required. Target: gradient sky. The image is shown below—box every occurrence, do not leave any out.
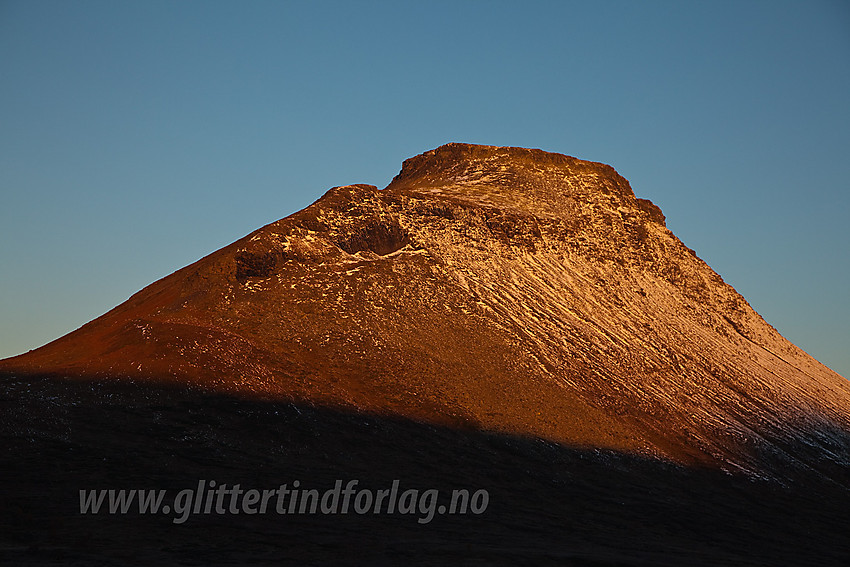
[1,0,848,378]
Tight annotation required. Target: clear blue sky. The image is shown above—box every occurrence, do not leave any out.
[1,0,848,378]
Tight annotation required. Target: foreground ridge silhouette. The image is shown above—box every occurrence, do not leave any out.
[2,377,849,566]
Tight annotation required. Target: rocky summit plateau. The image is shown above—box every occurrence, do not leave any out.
[2,143,849,566]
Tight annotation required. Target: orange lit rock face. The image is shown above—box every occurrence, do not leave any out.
[3,143,849,475]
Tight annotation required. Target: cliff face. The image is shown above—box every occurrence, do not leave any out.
[3,143,849,476]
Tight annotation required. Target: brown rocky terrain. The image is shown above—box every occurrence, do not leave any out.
[3,142,849,478]
[2,143,849,566]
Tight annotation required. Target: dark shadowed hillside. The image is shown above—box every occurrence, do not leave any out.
[1,376,848,566]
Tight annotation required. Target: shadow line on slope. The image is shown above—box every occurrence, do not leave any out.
[0,372,848,567]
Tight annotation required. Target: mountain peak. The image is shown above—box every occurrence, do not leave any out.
[3,144,848,477]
